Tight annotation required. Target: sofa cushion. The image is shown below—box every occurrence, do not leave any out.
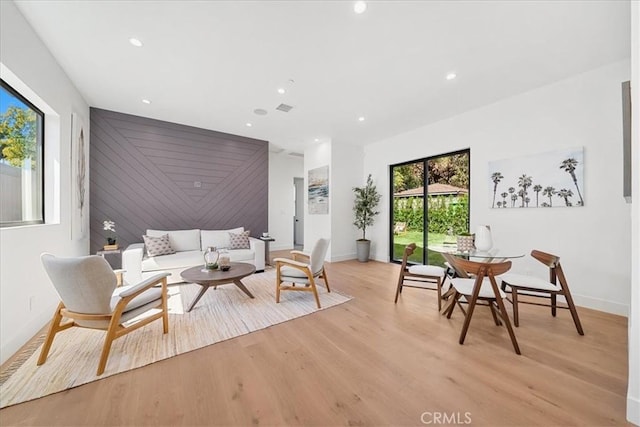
[142,250,203,272]
[201,227,244,249]
[147,229,201,252]
[143,234,176,257]
[228,249,254,262]
[229,230,251,249]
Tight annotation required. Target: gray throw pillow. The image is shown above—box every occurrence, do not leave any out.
[143,234,176,257]
[228,231,251,249]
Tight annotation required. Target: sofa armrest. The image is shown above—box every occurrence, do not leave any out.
[122,243,145,285]
[250,237,265,271]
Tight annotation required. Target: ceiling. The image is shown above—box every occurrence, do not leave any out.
[14,0,630,154]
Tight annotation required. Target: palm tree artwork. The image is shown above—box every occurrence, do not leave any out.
[488,147,584,209]
[533,185,542,207]
[491,172,504,208]
[543,186,556,207]
[560,158,584,206]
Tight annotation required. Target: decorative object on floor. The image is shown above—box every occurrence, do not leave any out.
[38,253,170,375]
[488,147,584,208]
[353,174,381,262]
[71,112,89,240]
[474,225,492,251]
[0,270,351,409]
[394,243,448,311]
[274,238,331,309]
[308,165,329,214]
[203,246,219,270]
[456,233,474,252]
[102,219,118,250]
[500,250,584,335]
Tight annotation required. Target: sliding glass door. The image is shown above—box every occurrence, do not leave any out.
[390,150,470,266]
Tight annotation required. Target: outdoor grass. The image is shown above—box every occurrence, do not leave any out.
[392,231,454,266]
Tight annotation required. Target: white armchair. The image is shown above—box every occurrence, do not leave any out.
[39,253,170,375]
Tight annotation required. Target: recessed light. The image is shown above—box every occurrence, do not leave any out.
[129,37,143,47]
[446,72,457,80]
[354,1,367,14]
[314,138,320,143]
[246,122,253,127]
[254,108,268,116]
[277,88,286,94]
[142,99,151,104]
[358,116,365,122]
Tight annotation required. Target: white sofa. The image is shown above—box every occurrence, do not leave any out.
[122,228,265,284]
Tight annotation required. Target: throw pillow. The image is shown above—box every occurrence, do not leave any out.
[228,230,251,249]
[143,234,176,257]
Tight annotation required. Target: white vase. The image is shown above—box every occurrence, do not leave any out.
[474,225,493,251]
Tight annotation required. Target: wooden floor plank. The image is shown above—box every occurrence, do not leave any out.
[0,254,630,426]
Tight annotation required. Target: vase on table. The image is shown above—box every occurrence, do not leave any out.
[474,225,493,251]
[203,246,219,270]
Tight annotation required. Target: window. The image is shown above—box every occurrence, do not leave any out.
[0,79,44,227]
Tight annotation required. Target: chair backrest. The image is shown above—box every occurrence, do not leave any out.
[310,238,330,275]
[531,249,560,268]
[449,256,512,277]
[400,243,417,271]
[41,253,117,314]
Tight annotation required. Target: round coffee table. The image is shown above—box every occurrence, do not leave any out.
[180,262,256,312]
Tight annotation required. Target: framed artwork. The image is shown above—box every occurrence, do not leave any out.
[71,112,89,239]
[308,165,329,214]
[488,147,584,209]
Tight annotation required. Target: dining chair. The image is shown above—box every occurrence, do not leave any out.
[443,256,520,354]
[394,243,448,310]
[39,253,170,375]
[274,238,331,309]
[500,250,584,335]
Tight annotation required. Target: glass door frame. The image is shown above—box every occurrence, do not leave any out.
[388,148,471,265]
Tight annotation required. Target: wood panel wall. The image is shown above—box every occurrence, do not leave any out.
[89,108,268,254]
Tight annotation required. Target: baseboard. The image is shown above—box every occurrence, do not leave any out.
[330,253,357,262]
[628,395,640,426]
[572,294,629,317]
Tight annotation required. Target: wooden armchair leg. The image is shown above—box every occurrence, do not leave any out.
[551,294,557,317]
[394,272,404,303]
[322,267,331,293]
[37,302,65,366]
[161,278,169,334]
[309,277,321,309]
[436,277,442,311]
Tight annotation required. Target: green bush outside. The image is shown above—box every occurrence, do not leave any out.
[393,194,468,235]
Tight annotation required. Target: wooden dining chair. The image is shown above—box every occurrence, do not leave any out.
[443,256,520,354]
[500,250,584,335]
[394,243,448,310]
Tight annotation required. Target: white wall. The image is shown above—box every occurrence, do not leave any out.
[627,2,639,424]
[330,142,364,262]
[268,152,303,250]
[364,60,631,316]
[0,1,90,364]
[303,142,332,259]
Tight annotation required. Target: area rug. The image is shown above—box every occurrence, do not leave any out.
[0,270,351,408]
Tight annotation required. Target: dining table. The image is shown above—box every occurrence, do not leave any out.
[429,244,525,354]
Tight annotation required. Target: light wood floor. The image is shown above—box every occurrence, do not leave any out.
[0,252,630,426]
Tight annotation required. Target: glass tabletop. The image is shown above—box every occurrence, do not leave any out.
[428,244,525,260]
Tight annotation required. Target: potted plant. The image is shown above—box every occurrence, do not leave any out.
[103,220,118,250]
[353,174,381,262]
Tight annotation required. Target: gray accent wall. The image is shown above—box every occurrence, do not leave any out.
[89,108,268,254]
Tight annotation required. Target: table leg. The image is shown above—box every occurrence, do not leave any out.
[233,279,255,299]
[187,284,210,312]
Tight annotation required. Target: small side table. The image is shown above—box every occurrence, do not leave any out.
[259,236,275,266]
[97,249,123,286]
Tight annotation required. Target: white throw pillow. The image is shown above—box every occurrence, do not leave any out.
[146,229,201,252]
[201,227,244,249]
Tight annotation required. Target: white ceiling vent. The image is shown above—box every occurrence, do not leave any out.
[276,103,293,112]
[288,152,304,158]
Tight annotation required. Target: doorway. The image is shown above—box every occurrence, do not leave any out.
[293,177,304,249]
[390,150,470,266]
